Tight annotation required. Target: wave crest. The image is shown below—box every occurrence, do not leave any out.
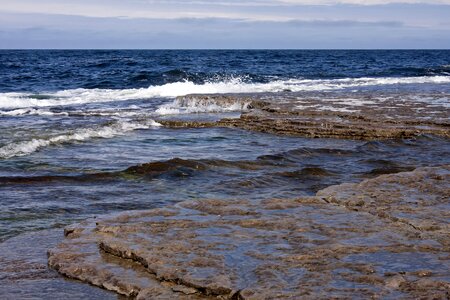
[155,95,252,115]
[0,120,161,159]
[0,108,69,117]
[1,76,449,109]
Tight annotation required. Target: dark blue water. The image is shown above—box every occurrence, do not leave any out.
[0,50,449,243]
[1,50,449,92]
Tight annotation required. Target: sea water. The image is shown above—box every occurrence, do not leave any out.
[0,50,449,241]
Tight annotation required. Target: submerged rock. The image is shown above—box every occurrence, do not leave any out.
[317,165,450,245]
[0,229,117,300]
[48,166,450,299]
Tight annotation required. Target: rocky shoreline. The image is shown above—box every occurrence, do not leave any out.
[48,165,450,299]
[1,92,447,299]
[157,94,450,140]
[45,94,450,299]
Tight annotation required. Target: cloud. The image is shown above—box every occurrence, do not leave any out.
[0,11,448,49]
[278,0,450,4]
[0,1,448,48]
[284,19,403,27]
[0,0,449,21]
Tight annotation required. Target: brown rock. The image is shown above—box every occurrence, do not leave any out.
[48,166,450,299]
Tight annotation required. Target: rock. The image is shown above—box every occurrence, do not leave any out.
[317,165,450,245]
[48,166,450,299]
[0,229,116,300]
[414,270,433,277]
[385,275,407,289]
[157,94,449,140]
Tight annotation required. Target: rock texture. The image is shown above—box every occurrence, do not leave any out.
[317,165,450,245]
[0,229,117,300]
[48,166,450,299]
[158,94,450,140]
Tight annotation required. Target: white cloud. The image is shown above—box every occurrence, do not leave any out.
[1,0,450,19]
[0,0,448,27]
[278,0,450,4]
[0,0,449,48]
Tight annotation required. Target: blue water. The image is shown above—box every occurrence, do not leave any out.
[1,50,449,92]
[0,50,449,242]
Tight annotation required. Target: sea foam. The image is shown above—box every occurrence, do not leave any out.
[1,76,449,109]
[155,96,252,115]
[0,108,69,117]
[0,120,161,159]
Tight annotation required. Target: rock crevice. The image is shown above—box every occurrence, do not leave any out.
[48,166,450,299]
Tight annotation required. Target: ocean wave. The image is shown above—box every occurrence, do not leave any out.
[155,96,252,115]
[0,120,162,159]
[1,76,449,109]
[0,108,69,117]
[0,107,151,118]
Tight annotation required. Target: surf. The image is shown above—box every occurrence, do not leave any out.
[1,75,449,109]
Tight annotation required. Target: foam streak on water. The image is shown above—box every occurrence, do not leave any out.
[1,76,449,109]
[155,96,252,115]
[0,120,161,159]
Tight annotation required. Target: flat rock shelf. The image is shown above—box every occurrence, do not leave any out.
[158,94,450,140]
[48,165,450,299]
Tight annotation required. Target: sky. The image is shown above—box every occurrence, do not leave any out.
[0,0,449,49]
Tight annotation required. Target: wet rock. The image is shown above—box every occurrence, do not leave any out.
[385,274,407,289]
[48,167,450,299]
[0,229,117,300]
[317,165,450,245]
[414,270,433,277]
[158,94,450,140]
[48,220,210,299]
[175,94,268,111]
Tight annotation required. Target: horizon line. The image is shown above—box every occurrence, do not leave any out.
[1,48,450,51]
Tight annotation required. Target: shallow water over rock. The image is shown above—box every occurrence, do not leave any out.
[1,51,449,298]
[0,229,118,300]
[47,166,449,299]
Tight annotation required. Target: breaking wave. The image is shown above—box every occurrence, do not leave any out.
[1,76,449,109]
[0,108,69,117]
[0,120,161,159]
[155,96,252,115]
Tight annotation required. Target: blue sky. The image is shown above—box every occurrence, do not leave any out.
[0,0,449,49]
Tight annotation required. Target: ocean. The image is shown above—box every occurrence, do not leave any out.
[0,50,449,298]
[1,50,449,241]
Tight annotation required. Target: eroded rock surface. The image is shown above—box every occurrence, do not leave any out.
[317,165,450,245]
[48,216,211,300]
[158,94,450,140]
[48,166,450,299]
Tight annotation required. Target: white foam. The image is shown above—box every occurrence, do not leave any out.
[155,96,251,115]
[70,110,144,118]
[0,107,149,118]
[295,104,320,109]
[408,95,450,108]
[1,76,449,109]
[316,106,360,113]
[0,108,69,117]
[0,120,161,159]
